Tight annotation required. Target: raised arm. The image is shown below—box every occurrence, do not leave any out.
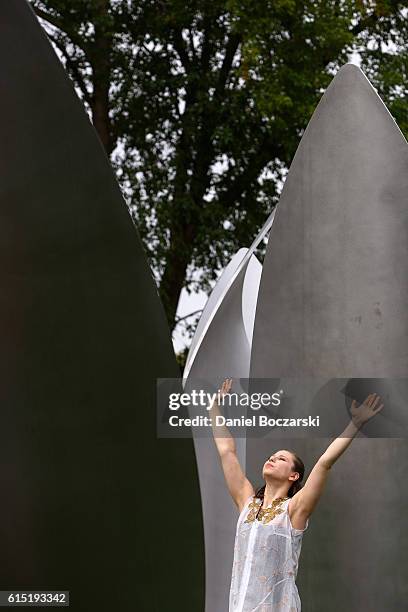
[209,378,254,512]
[291,393,384,521]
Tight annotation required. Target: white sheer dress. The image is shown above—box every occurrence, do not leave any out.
[229,495,309,612]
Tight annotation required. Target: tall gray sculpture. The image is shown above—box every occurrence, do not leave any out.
[184,213,277,612]
[184,249,261,612]
[249,64,408,611]
[184,212,275,384]
[0,2,203,610]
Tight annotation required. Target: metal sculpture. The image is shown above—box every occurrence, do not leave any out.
[0,2,203,610]
[249,64,408,611]
[183,212,277,611]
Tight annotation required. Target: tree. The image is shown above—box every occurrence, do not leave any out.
[31,0,408,337]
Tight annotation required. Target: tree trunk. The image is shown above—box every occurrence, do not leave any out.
[89,1,113,154]
[159,223,195,330]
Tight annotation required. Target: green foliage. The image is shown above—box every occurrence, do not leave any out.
[175,346,189,370]
[31,0,408,335]
[356,2,408,136]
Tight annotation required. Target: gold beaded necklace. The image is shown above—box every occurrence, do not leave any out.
[244,496,289,525]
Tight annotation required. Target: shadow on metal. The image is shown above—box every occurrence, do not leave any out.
[0,2,203,610]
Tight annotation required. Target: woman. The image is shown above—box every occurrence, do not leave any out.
[209,378,384,612]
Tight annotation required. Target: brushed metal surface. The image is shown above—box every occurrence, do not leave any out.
[249,64,408,611]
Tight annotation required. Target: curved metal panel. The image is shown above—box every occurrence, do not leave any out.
[0,2,203,610]
[249,64,408,611]
[185,249,249,379]
[184,212,276,383]
[184,248,262,612]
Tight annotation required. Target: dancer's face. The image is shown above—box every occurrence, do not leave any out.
[262,449,298,484]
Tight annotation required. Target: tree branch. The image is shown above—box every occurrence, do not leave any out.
[216,133,282,210]
[188,28,197,63]
[215,33,242,97]
[33,5,89,54]
[174,309,203,325]
[46,31,93,108]
[33,5,64,31]
[172,29,191,70]
[351,11,379,36]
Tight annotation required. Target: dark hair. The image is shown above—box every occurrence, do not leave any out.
[255,450,305,499]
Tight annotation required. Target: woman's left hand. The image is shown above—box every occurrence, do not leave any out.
[350,393,384,427]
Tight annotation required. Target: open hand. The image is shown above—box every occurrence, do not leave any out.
[351,393,384,427]
[219,378,233,396]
